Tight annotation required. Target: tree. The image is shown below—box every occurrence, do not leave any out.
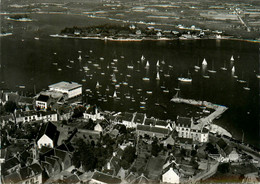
[4,101,17,113]
[120,146,136,169]
[218,163,230,174]
[118,125,127,134]
[191,150,197,157]
[151,141,161,157]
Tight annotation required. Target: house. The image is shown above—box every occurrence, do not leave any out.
[0,114,14,126]
[15,110,58,123]
[64,174,81,184]
[163,135,175,147]
[54,149,72,170]
[48,81,82,99]
[84,105,105,121]
[18,96,34,106]
[120,112,135,128]
[162,165,180,184]
[36,95,50,110]
[216,139,239,162]
[175,137,193,150]
[36,122,60,148]
[136,125,169,139]
[0,91,20,105]
[155,120,173,130]
[94,123,103,132]
[132,174,150,184]
[44,156,61,176]
[175,116,209,143]
[2,156,21,174]
[89,171,122,184]
[105,156,120,176]
[133,113,147,126]
[3,163,43,184]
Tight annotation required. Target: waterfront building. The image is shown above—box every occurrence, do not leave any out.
[15,110,58,123]
[175,116,209,143]
[48,81,82,99]
[83,105,105,121]
[35,94,51,110]
[136,124,169,139]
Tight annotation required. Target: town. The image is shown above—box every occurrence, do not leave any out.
[1,81,259,184]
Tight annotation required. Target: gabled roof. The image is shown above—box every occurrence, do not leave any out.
[37,122,59,144]
[64,174,80,184]
[162,162,180,176]
[155,120,169,127]
[125,172,136,183]
[176,116,192,127]
[216,138,228,149]
[29,163,43,175]
[3,157,20,171]
[164,135,175,146]
[36,95,49,102]
[20,150,31,164]
[18,96,34,104]
[134,113,145,124]
[137,125,169,135]
[55,149,69,161]
[45,156,57,168]
[3,172,22,184]
[109,156,120,174]
[91,171,121,184]
[144,118,156,126]
[132,174,149,184]
[121,112,134,122]
[20,166,33,180]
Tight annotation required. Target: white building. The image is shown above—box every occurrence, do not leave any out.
[83,105,104,121]
[94,123,103,132]
[15,110,58,123]
[175,116,209,143]
[162,166,180,184]
[48,81,82,99]
[37,122,59,149]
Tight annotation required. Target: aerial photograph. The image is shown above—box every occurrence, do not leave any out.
[0,0,260,183]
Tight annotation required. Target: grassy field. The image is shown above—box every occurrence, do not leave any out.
[146,156,166,180]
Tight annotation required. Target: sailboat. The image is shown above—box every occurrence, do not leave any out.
[194,59,200,70]
[243,81,250,90]
[220,60,227,71]
[113,91,117,98]
[145,61,150,69]
[78,55,82,61]
[112,73,117,83]
[96,81,100,88]
[141,55,145,61]
[178,71,192,83]
[231,66,235,72]
[202,58,207,66]
[208,61,216,73]
[156,60,160,67]
[156,72,160,80]
[237,72,246,83]
[230,55,234,61]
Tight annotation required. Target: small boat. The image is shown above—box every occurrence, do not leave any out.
[82,79,86,82]
[106,86,109,91]
[121,56,125,58]
[127,65,134,69]
[83,66,89,71]
[88,60,92,64]
[85,55,89,58]
[66,65,72,69]
[178,77,192,82]
[113,59,118,62]
[52,63,58,65]
[256,74,260,79]
[243,86,250,91]
[208,61,216,73]
[169,65,173,69]
[140,106,145,109]
[34,37,39,40]
[220,61,227,71]
[78,50,82,53]
[161,60,165,65]
[58,68,62,71]
[142,77,150,81]
[163,89,169,93]
[126,74,131,78]
[112,73,117,82]
[70,60,74,63]
[146,91,152,94]
[230,55,234,61]
[156,72,160,80]
[96,81,100,88]
[122,82,128,86]
[100,57,104,60]
[140,101,146,105]
[202,58,207,66]
[136,89,142,92]
[203,75,210,79]
[164,71,170,78]
[19,85,25,89]
[141,55,145,61]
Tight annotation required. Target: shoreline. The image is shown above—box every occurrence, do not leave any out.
[49,34,260,43]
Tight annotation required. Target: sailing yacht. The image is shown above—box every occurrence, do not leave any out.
[112,73,117,83]
[156,60,160,67]
[96,81,100,88]
[178,71,192,83]
[78,55,82,61]
[202,58,207,66]
[113,91,117,98]
[230,55,234,61]
[194,60,200,70]
[145,61,150,68]
[156,72,160,80]
[232,66,235,72]
[141,55,145,61]
[243,81,250,90]
[208,61,216,73]
[220,61,227,71]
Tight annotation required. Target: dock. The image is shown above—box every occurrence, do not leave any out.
[171,97,228,126]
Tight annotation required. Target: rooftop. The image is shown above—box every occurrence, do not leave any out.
[91,171,121,184]
[176,116,192,127]
[49,81,82,91]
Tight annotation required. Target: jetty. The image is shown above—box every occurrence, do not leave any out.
[171,95,228,126]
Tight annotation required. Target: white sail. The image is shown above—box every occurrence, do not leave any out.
[78,55,82,60]
[141,55,145,61]
[156,60,160,67]
[96,81,100,88]
[112,73,117,82]
[145,61,150,68]
[231,55,234,61]
[202,58,207,65]
[156,72,160,80]
[232,66,235,72]
[113,91,117,98]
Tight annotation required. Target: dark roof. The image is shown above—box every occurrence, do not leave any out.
[121,112,134,122]
[20,150,31,164]
[45,156,57,167]
[137,125,169,135]
[37,122,59,143]
[176,117,192,127]
[64,174,80,184]
[156,120,168,127]
[134,113,145,124]
[3,157,20,171]
[177,137,193,145]
[39,146,53,155]
[37,95,49,102]
[29,163,42,175]
[55,149,69,161]
[18,96,34,104]
[20,166,32,180]
[216,138,227,149]
[91,171,121,184]
[144,118,155,126]
[110,156,120,174]
[3,172,22,184]
[162,162,180,176]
